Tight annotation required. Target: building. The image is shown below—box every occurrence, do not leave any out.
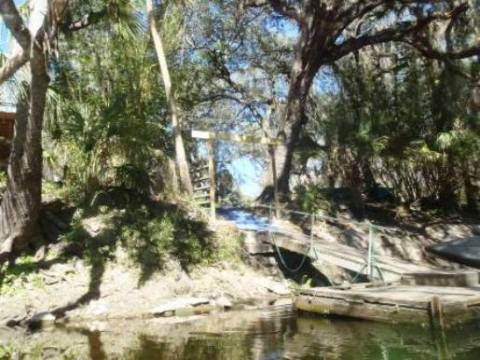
[1,14,17,166]
[0,80,15,165]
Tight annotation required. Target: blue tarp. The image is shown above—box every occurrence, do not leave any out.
[217,208,271,232]
[429,236,480,268]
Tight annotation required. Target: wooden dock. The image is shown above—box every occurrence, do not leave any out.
[221,209,480,328]
[295,284,480,328]
[257,227,479,286]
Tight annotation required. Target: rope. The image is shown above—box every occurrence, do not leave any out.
[271,232,308,273]
[252,203,399,232]
[216,202,385,282]
[267,203,385,282]
[267,207,315,274]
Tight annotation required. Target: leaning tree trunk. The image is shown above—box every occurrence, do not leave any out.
[0,40,49,264]
[258,7,330,202]
[146,0,193,195]
[259,49,319,201]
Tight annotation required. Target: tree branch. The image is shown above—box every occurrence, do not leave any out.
[328,5,478,63]
[406,36,480,60]
[0,0,31,51]
[0,50,28,85]
[61,8,108,32]
[242,0,302,22]
[336,0,386,31]
[329,18,435,62]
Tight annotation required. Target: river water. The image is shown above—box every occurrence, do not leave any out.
[3,305,480,359]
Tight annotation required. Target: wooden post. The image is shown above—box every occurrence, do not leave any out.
[269,144,280,218]
[429,296,445,332]
[429,296,448,359]
[207,138,216,221]
[191,129,282,219]
[367,223,374,279]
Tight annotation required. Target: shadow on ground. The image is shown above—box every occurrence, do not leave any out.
[1,188,215,322]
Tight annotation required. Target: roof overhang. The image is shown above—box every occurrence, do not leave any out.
[0,111,15,120]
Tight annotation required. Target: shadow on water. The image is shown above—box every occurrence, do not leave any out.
[10,307,480,360]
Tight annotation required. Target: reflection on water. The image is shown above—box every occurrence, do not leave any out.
[3,306,480,359]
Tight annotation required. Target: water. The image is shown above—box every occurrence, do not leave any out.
[217,208,271,231]
[4,306,480,359]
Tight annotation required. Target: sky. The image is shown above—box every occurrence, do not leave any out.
[0,0,26,53]
[0,0,26,113]
[228,156,263,199]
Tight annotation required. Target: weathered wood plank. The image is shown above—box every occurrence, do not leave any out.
[295,294,431,324]
[295,285,480,326]
[400,271,479,287]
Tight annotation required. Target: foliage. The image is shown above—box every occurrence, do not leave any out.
[0,345,15,360]
[0,256,44,295]
[1,0,479,272]
[45,7,168,203]
[0,169,5,187]
[293,184,333,215]
[211,226,244,264]
[59,199,216,284]
[118,204,215,275]
[304,42,480,213]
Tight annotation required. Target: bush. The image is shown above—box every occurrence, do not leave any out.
[117,204,214,277]
[52,197,222,285]
[0,169,6,186]
[293,184,333,215]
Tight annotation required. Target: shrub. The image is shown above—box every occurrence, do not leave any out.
[294,184,333,215]
[118,204,214,277]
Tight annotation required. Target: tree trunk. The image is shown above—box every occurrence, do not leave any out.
[261,71,316,200]
[463,163,478,214]
[258,8,328,201]
[437,154,458,211]
[0,37,49,264]
[258,50,318,201]
[146,0,193,195]
[346,165,366,220]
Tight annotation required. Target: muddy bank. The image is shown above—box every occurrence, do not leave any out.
[0,254,291,328]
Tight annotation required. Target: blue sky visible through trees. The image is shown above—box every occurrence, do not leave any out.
[0,1,334,200]
[0,0,25,53]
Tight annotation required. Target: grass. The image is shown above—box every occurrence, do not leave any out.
[0,170,6,187]
[0,344,14,360]
[0,256,45,295]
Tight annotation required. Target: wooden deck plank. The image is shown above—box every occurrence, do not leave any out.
[295,285,480,326]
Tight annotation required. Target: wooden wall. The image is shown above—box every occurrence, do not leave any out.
[0,112,14,164]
